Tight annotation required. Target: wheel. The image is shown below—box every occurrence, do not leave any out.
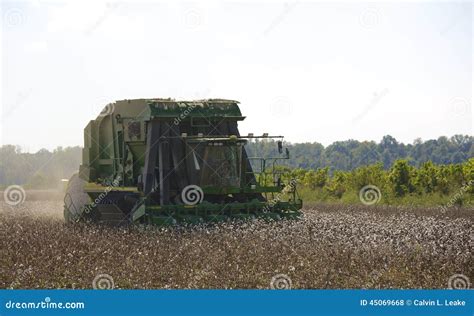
[63,173,91,223]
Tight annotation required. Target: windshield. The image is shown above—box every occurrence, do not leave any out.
[197,144,242,187]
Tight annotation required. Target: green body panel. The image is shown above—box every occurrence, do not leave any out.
[79,98,243,184]
[148,99,243,119]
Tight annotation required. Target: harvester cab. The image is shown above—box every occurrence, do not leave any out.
[64,99,302,226]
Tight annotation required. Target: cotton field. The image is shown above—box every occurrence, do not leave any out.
[1,201,472,289]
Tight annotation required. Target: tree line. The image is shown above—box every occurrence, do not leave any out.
[246,134,473,170]
[0,135,472,196]
[277,158,473,206]
[0,145,82,189]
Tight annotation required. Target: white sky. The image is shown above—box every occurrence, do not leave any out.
[1,0,473,152]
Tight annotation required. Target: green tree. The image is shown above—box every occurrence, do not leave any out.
[414,161,438,194]
[303,167,329,189]
[325,171,347,198]
[389,160,414,197]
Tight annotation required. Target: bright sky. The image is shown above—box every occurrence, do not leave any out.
[1,0,472,152]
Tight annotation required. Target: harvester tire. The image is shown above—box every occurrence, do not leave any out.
[64,173,91,223]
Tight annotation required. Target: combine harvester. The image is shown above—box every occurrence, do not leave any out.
[64,98,302,226]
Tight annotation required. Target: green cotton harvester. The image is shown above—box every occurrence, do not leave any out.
[64,98,302,226]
